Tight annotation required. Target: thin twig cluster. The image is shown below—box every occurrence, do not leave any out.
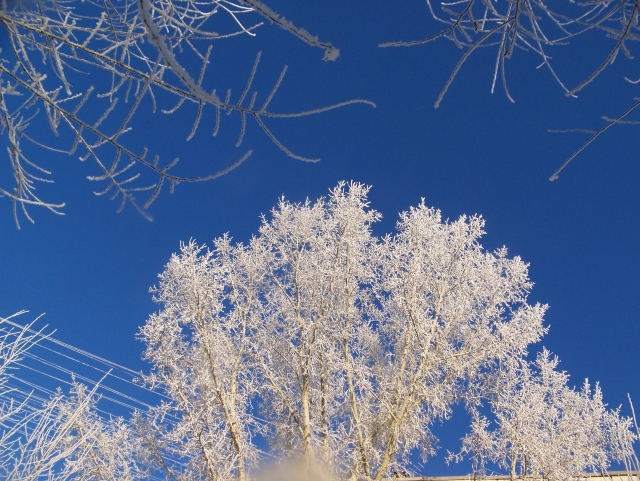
[381,0,640,179]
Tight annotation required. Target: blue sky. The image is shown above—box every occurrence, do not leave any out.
[2,0,640,475]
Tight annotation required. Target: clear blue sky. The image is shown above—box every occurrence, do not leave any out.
[2,0,639,475]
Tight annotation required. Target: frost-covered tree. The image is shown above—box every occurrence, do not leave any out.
[138,237,263,481]
[451,350,636,481]
[0,0,372,226]
[1,184,638,479]
[139,181,549,480]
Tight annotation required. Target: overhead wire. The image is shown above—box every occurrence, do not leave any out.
[0,315,280,476]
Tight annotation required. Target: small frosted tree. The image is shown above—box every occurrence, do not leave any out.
[52,384,146,480]
[451,350,636,481]
[139,182,549,480]
[0,314,132,480]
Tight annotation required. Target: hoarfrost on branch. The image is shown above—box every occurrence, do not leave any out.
[0,0,373,227]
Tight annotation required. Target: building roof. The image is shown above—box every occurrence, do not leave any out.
[394,472,638,481]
